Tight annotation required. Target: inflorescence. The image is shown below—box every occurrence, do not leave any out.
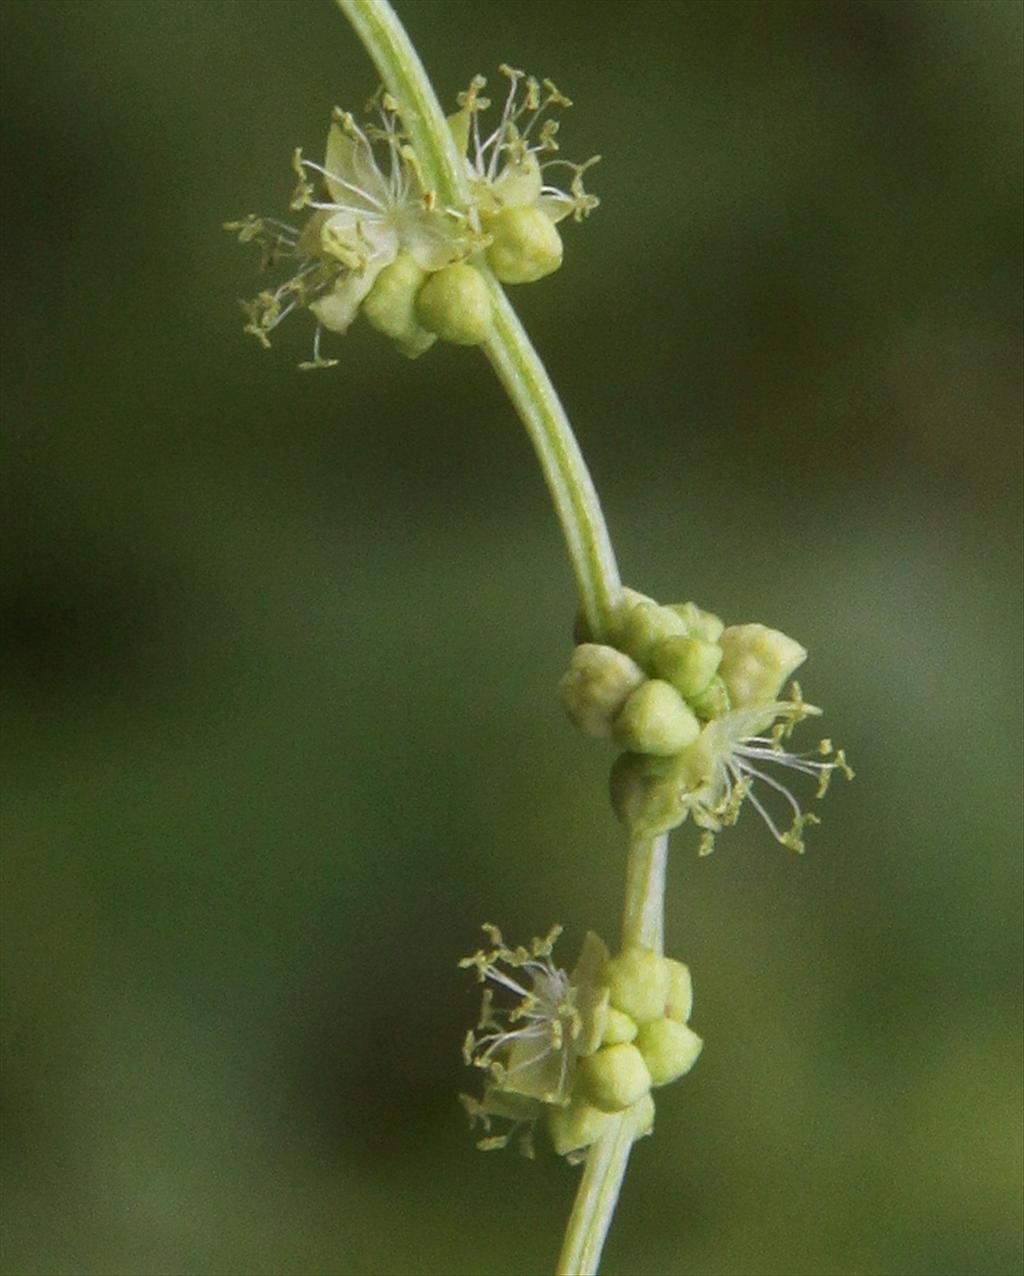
[562,589,853,855]
[460,925,702,1162]
[225,67,598,367]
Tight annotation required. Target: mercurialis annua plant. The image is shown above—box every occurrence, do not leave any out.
[226,3,852,1272]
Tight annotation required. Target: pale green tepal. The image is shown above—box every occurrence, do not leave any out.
[650,634,723,700]
[718,623,807,709]
[636,1018,703,1087]
[601,1006,639,1046]
[578,1042,652,1113]
[615,600,688,668]
[547,1095,615,1158]
[486,205,564,283]
[687,674,732,721]
[609,749,689,836]
[664,958,694,1024]
[361,252,437,358]
[604,945,670,1024]
[613,680,700,756]
[560,643,646,739]
[666,600,725,644]
[415,263,493,345]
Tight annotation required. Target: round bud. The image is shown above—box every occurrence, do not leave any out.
[614,680,700,756]
[485,206,564,284]
[604,946,670,1025]
[718,623,807,709]
[578,1043,652,1113]
[548,1096,614,1157]
[688,674,731,721]
[618,602,688,668]
[665,959,694,1024]
[560,643,646,739]
[609,751,687,835]
[650,635,723,700]
[666,601,725,644]
[636,1017,703,1087]
[415,263,492,346]
[601,1007,639,1046]
[362,252,436,357]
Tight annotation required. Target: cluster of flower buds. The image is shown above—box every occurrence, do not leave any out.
[460,926,701,1162]
[225,68,598,368]
[562,589,851,854]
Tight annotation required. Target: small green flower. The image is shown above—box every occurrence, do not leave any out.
[566,588,852,853]
[460,927,704,1160]
[459,925,609,1154]
[449,66,599,283]
[226,97,469,366]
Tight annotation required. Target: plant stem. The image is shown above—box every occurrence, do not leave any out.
[481,281,622,642]
[335,0,621,641]
[334,4,668,1272]
[622,832,669,954]
[336,0,469,209]
[554,1111,636,1276]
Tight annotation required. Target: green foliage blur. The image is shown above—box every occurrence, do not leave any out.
[2,1,1021,1273]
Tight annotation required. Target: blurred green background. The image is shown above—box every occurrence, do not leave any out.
[2,1,1021,1273]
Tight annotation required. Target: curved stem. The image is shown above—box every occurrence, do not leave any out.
[482,280,622,641]
[336,0,469,209]
[334,0,621,641]
[333,4,663,1272]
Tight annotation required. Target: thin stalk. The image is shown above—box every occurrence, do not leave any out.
[334,0,621,641]
[336,0,469,208]
[333,4,669,1272]
[554,1112,635,1276]
[622,832,669,954]
[482,281,622,641]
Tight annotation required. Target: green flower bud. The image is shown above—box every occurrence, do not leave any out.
[666,601,725,643]
[601,1007,639,1046]
[560,643,646,739]
[604,946,670,1025]
[609,751,687,835]
[578,1042,652,1113]
[361,251,437,358]
[614,680,700,756]
[415,263,492,346]
[485,206,564,283]
[635,1017,703,1087]
[718,623,807,710]
[617,601,688,668]
[688,674,731,721]
[547,1095,614,1158]
[650,635,723,700]
[665,959,694,1024]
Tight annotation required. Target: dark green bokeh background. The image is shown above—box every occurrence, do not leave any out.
[2,1,1021,1273]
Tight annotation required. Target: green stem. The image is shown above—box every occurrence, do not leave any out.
[334,3,667,1272]
[335,0,621,641]
[481,280,622,641]
[553,832,669,1275]
[336,0,469,209]
[621,832,668,954]
[554,1111,636,1276]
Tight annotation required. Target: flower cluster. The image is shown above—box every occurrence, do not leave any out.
[460,925,701,1163]
[562,589,852,854]
[225,69,598,367]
